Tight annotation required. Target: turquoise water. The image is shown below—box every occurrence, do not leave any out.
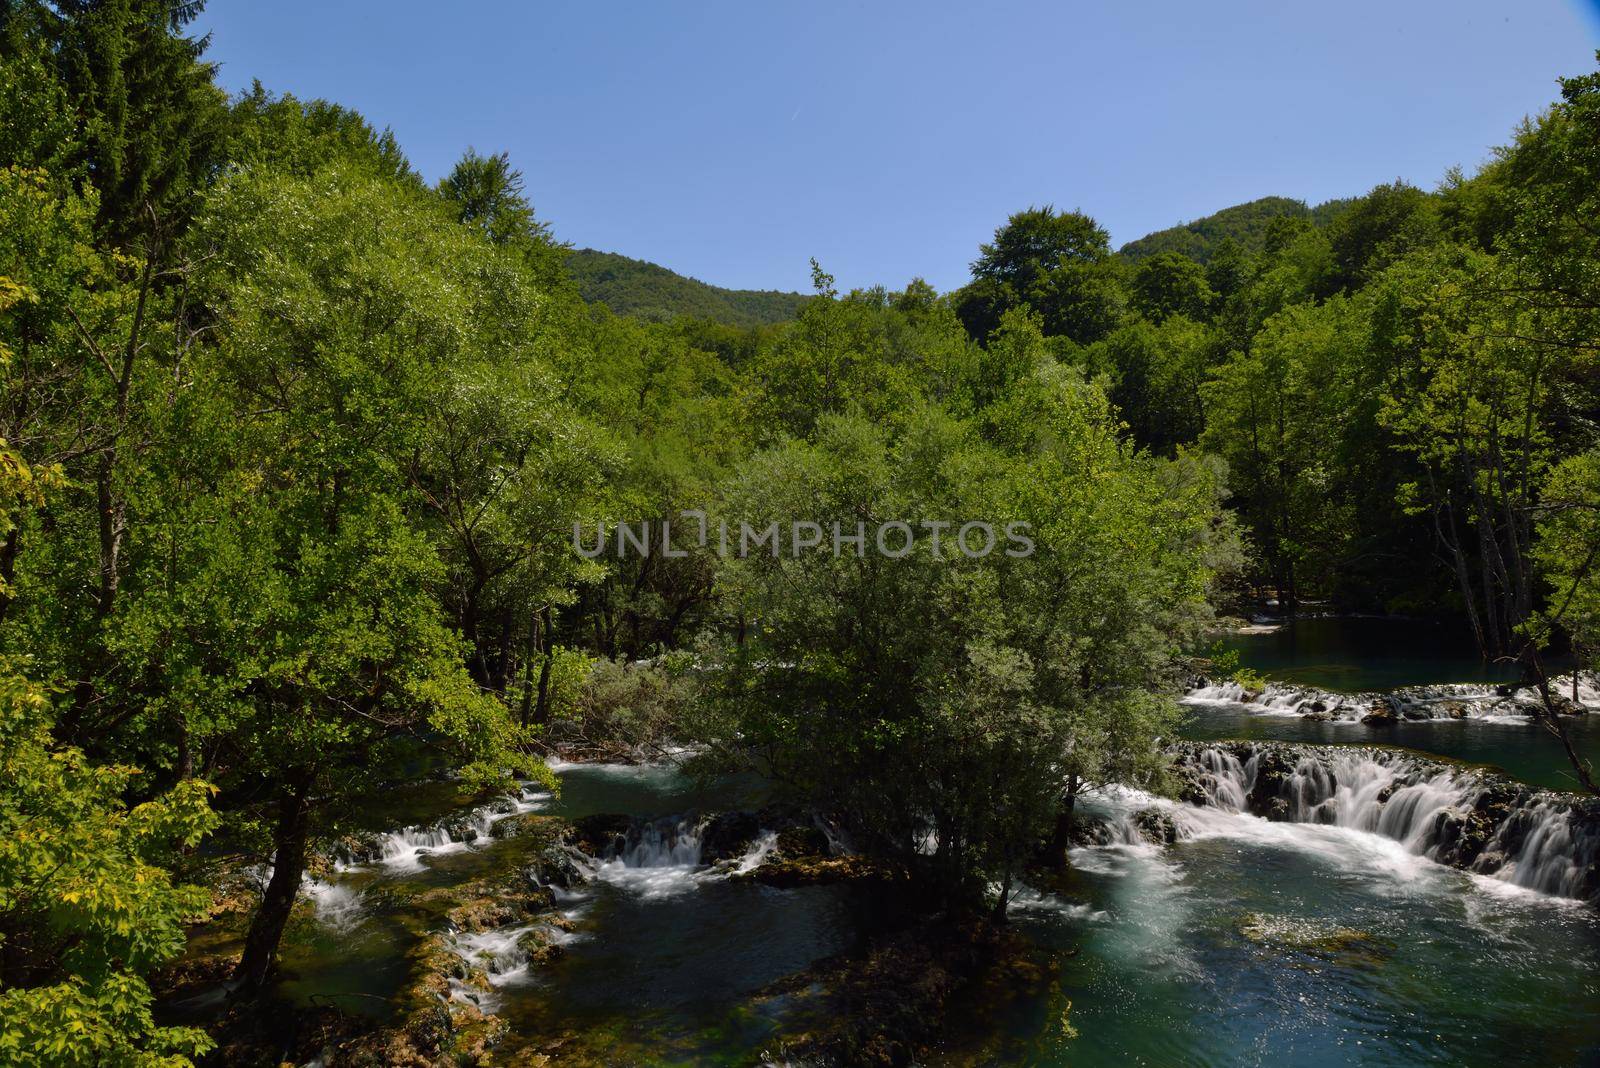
[1196,616,1598,789]
[189,619,1600,1065]
[239,755,1600,1067]
[1007,825,1600,1066]
[1177,703,1600,792]
[502,765,1600,1066]
[1213,618,1523,691]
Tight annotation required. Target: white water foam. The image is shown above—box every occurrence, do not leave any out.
[349,782,552,873]
[586,815,709,899]
[302,877,365,931]
[1175,745,1599,902]
[1184,673,1598,726]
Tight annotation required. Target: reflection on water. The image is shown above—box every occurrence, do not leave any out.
[1214,617,1524,691]
[1198,616,1597,789]
[1012,820,1600,1067]
[546,758,771,819]
[1179,702,1600,792]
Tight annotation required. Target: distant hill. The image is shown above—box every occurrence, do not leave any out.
[1119,196,1354,264]
[566,249,809,328]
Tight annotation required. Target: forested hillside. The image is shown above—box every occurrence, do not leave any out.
[565,248,809,326]
[1119,194,1354,263]
[2,2,1599,1064]
[952,151,1600,668]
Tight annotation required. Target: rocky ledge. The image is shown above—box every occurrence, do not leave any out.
[1186,673,1596,724]
[1168,739,1600,904]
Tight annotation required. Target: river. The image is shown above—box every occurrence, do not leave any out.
[177,618,1600,1065]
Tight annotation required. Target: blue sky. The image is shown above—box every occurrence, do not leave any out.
[194,1,1600,294]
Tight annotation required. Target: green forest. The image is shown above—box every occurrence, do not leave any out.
[563,249,810,328]
[2,3,1599,1066]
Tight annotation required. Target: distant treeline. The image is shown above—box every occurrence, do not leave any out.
[1117,194,1357,264]
[565,248,810,328]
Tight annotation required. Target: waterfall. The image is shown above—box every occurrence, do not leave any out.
[586,814,712,898]
[1171,742,1600,904]
[1183,672,1598,724]
[446,922,565,1008]
[359,807,501,869]
[302,877,365,931]
[1192,747,1256,809]
[1485,800,1600,898]
[454,924,537,984]
[339,782,551,871]
[729,831,779,874]
[612,815,706,868]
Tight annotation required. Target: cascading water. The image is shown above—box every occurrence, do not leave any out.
[1482,800,1600,899]
[588,814,712,898]
[1191,746,1256,809]
[1183,672,1598,724]
[446,922,580,1009]
[340,782,551,872]
[369,820,483,869]
[729,830,778,874]
[454,924,538,987]
[614,815,706,868]
[1170,742,1600,904]
[302,877,365,931]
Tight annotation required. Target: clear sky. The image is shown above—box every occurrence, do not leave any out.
[193,1,1600,294]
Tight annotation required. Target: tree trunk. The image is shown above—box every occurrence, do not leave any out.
[519,612,539,728]
[461,573,486,686]
[1520,646,1599,795]
[1047,779,1080,868]
[533,606,555,726]
[531,607,556,725]
[494,608,515,694]
[233,774,314,995]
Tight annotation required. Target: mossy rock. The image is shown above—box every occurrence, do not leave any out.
[491,812,569,846]
[700,810,763,863]
[774,824,831,858]
[1065,815,1114,846]
[1361,699,1397,725]
[1132,807,1179,845]
[1236,912,1393,969]
[746,853,903,888]
[569,813,633,856]
[515,925,568,965]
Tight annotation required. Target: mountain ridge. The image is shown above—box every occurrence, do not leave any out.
[565,248,810,328]
[1118,194,1355,263]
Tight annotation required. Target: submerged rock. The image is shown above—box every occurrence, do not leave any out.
[745,915,1058,1066]
[1236,912,1393,968]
